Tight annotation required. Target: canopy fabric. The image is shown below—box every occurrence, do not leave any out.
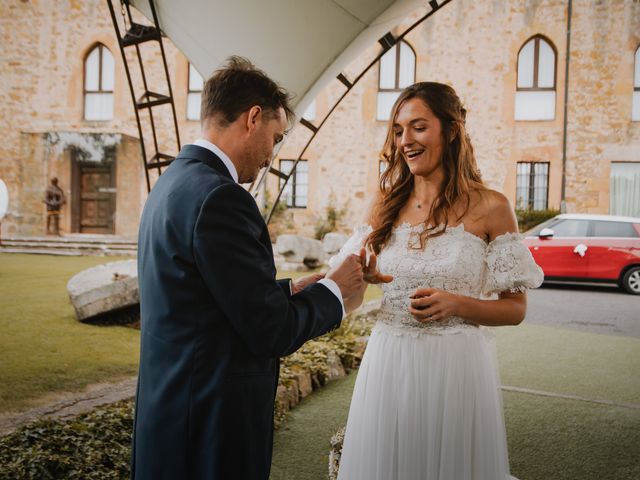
[131,0,424,116]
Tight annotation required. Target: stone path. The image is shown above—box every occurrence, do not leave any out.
[0,376,137,437]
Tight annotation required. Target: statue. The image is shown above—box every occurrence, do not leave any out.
[43,177,66,235]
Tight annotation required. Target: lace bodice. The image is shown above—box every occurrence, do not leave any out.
[329,223,544,337]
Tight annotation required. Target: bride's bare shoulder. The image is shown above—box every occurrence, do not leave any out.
[474,189,518,239]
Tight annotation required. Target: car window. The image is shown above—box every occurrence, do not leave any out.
[548,219,589,237]
[525,218,561,236]
[591,221,638,238]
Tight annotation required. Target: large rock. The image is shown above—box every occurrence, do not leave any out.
[275,234,325,268]
[326,350,346,381]
[322,232,349,256]
[290,365,313,398]
[67,260,138,321]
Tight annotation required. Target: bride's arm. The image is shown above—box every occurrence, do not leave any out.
[409,289,526,326]
[409,192,533,327]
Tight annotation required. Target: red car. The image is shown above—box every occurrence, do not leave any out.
[523,214,640,295]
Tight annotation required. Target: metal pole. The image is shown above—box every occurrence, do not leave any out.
[561,0,572,213]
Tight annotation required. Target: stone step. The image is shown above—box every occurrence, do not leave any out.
[2,236,137,246]
[1,240,136,250]
[0,235,137,256]
[0,247,137,256]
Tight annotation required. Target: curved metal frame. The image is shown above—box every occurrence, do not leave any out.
[250,0,452,223]
[107,0,452,206]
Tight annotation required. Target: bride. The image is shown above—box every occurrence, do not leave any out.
[332,82,543,480]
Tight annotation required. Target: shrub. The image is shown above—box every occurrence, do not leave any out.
[261,190,294,242]
[515,208,560,233]
[314,193,348,240]
[0,401,133,480]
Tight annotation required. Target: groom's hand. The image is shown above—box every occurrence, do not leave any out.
[291,272,325,295]
[326,253,365,299]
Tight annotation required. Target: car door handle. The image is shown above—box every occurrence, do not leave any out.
[573,243,588,257]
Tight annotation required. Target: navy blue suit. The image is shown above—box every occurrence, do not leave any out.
[132,145,342,479]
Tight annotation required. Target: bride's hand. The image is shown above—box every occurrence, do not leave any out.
[360,247,393,285]
[409,288,460,323]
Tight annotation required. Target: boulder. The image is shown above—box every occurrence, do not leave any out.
[290,365,313,398]
[67,259,138,321]
[326,350,346,381]
[285,379,300,408]
[275,234,325,268]
[322,232,348,256]
[275,385,290,413]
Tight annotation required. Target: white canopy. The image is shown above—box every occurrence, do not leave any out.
[131,0,425,116]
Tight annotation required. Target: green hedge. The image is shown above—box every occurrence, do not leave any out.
[0,401,133,480]
[515,208,560,233]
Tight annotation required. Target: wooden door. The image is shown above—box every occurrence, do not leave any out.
[72,151,116,234]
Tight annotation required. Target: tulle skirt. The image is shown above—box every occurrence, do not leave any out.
[337,322,513,480]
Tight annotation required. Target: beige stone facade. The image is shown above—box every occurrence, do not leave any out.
[1,0,638,239]
[0,0,200,237]
[273,0,640,236]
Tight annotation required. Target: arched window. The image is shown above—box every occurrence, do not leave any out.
[377,40,416,121]
[84,44,114,121]
[633,45,640,121]
[187,63,204,121]
[515,35,557,121]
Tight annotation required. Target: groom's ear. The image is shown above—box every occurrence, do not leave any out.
[245,106,262,133]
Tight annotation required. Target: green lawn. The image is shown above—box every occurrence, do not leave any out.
[270,324,640,480]
[2,253,638,478]
[0,253,381,413]
[0,253,141,412]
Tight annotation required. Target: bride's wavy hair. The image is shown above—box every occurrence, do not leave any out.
[366,82,486,254]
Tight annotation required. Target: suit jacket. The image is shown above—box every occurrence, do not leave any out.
[132,145,342,480]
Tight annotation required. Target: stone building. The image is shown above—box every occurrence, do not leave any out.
[1,0,638,239]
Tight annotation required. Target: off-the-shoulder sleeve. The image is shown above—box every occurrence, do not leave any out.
[327,225,373,269]
[483,232,544,295]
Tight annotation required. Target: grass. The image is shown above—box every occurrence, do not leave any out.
[0,253,141,413]
[0,253,382,413]
[271,373,356,480]
[2,253,638,478]
[270,323,640,480]
[505,391,639,480]
[496,323,640,404]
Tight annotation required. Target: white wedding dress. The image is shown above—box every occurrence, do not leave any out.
[331,223,543,480]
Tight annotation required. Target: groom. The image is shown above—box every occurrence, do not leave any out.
[132,56,365,480]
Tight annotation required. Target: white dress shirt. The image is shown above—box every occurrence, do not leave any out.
[192,139,345,318]
[194,138,239,183]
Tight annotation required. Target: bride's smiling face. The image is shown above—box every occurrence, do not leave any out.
[393,97,444,178]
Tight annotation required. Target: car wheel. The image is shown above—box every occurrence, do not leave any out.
[621,266,640,295]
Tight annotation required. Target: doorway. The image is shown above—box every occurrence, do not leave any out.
[71,148,116,234]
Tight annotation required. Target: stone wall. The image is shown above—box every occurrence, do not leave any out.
[1,0,638,238]
[0,0,200,237]
[273,0,640,236]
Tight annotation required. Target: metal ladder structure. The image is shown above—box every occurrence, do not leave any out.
[106,0,451,216]
[106,0,181,192]
[250,0,451,223]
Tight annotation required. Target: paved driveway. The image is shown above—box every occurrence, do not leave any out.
[525,282,640,338]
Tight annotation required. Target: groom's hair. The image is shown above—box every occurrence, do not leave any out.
[200,56,293,127]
